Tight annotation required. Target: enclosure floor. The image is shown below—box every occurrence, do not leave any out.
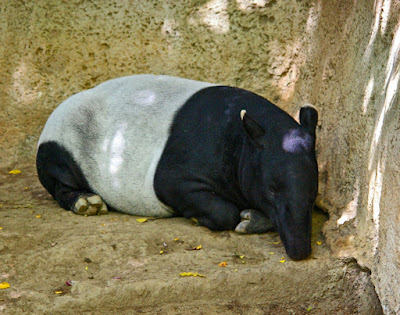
[0,162,382,314]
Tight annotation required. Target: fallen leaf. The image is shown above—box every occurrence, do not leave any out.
[35,214,42,219]
[316,241,322,245]
[268,241,281,244]
[173,238,179,241]
[23,187,29,190]
[85,266,88,271]
[0,282,10,289]
[159,250,164,254]
[269,252,275,255]
[8,169,21,175]
[234,253,245,258]
[307,307,312,311]
[179,272,205,278]
[65,280,76,286]
[136,218,148,223]
[219,262,227,267]
[0,227,3,230]
[13,204,33,209]
[186,245,203,250]
[279,257,286,263]
[55,291,63,295]
[234,253,246,263]
[234,269,238,272]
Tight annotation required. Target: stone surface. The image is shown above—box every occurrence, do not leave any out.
[1,0,399,312]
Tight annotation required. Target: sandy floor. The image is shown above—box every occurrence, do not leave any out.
[0,162,382,314]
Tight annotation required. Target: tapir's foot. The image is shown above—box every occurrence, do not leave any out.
[235,209,275,234]
[72,194,108,215]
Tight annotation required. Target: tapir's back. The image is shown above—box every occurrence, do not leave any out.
[38,74,214,216]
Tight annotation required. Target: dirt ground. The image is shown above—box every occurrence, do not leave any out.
[0,162,382,314]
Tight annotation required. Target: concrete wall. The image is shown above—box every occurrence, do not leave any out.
[1,0,399,312]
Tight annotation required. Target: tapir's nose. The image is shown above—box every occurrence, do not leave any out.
[285,243,312,261]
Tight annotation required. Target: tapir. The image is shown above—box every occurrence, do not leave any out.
[36,74,318,261]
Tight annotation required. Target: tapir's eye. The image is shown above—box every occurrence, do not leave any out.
[267,186,278,197]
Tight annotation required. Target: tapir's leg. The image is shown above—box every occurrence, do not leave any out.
[36,141,108,215]
[235,209,276,234]
[175,191,241,231]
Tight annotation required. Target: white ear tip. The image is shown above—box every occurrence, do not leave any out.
[240,110,246,120]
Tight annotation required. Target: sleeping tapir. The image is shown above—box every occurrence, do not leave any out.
[37,74,318,260]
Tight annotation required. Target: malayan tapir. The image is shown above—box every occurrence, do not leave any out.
[36,74,318,261]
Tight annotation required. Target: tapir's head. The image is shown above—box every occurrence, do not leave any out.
[241,105,318,261]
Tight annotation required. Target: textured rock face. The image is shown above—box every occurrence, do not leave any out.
[0,0,399,312]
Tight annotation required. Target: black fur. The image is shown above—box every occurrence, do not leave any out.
[154,86,303,229]
[36,141,93,210]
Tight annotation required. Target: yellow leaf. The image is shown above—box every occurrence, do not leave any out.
[218,262,227,267]
[317,241,322,245]
[0,227,3,230]
[85,266,88,271]
[160,250,164,254]
[279,257,286,263]
[196,245,202,250]
[179,272,205,278]
[136,218,148,223]
[235,253,245,259]
[269,252,275,255]
[234,269,238,272]
[55,291,63,295]
[35,214,42,219]
[8,169,21,175]
[174,238,179,241]
[268,241,281,244]
[0,282,10,289]
[24,187,29,190]
[101,224,106,226]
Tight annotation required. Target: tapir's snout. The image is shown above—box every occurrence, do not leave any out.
[277,216,312,261]
[285,241,312,261]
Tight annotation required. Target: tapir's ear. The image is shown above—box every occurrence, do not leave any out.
[299,105,318,135]
[241,110,266,147]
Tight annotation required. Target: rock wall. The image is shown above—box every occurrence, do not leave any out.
[1,0,399,312]
[292,2,400,313]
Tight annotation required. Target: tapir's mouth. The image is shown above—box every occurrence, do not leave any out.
[278,227,311,261]
[285,245,311,261]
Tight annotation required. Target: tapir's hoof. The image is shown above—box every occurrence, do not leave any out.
[73,194,108,215]
[239,209,252,221]
[235,209,275,234]
[235,220,250,233]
